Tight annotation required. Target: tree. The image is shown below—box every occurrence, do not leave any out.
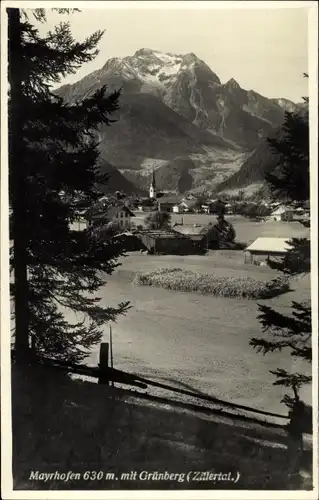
[145,211,171,230]
[265,99,309,203]
[240,203,271,219]
[8,8,130,363]
[210,199,226,216]
[237,190,245,202]
[250,76,311,414]
[214,216,236,248]
[194,195,207,212]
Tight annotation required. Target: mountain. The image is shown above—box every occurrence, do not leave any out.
[217,106,308,193]
[97,92,231,168]
[270,98,299,113]
[96,159,146,195]
[216,133,281,192]
[120,157,195,194]
[56,48,295,193]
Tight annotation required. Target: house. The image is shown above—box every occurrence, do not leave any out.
[135,229,201,255]
[178,199,198,213]
[225,203,234,215]
[112,231,146,251]
[244,237,292,264]
[69,213,89,232]
[137,198,157,212]
[157,196,182,213]
[201,205,210,214]
[172,223,219,250]
[89,205,135,230]
[269,205,294,222]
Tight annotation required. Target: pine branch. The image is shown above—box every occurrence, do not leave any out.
[9,8,129,362]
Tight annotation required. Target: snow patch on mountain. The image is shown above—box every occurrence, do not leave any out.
[271,98,297,113]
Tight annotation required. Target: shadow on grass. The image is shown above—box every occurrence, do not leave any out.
[12,363,312,491]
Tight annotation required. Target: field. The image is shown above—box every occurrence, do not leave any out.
[93,217,311,415]
[85,228,311,417]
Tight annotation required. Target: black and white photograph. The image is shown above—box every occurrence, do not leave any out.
[1,1,318,498]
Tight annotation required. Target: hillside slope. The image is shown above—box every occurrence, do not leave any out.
[97,159,146,195]
[217,107,308,193]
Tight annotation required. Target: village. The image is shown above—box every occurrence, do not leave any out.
[71,169,310,266]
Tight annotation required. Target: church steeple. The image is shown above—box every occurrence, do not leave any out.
[149,167,156,199]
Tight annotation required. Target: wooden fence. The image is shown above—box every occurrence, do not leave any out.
[16,342,312,436]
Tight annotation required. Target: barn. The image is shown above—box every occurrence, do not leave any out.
[244,237,292,265]
[135,229,203,255]
[172,223,219,250]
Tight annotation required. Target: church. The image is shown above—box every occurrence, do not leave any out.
[149,168,157,200]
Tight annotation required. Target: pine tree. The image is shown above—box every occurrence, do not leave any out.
[265,73,309,204]
[214,216,236,248]
[250,76,311,416]
[265,110,309,203]
[8,8,130,363]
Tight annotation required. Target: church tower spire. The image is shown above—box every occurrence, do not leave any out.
[149,167,156,199]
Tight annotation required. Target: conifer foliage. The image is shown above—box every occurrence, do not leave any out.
[250,76,311,411]
[8,8,130,362]
[214,216,236,248]
[265,109,309,203]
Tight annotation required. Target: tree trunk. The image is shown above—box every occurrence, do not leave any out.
[8,8,30,360]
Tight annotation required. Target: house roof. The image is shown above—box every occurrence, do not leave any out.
[138,197,155,205]
[135,229,188,239]
[158,196,183,205]
[179,199,197,209]
[172,224,213,236]
[108,205,135,217]
[245,237,292,254]
[91,205,135,220]
[113,231,134,238]
[271,205,293,215]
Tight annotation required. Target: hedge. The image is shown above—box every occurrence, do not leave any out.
[133,267,289,299]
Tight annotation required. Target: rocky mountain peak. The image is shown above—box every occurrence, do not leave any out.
[225,78,241,90]
[134,48,156,57]
[181,52,200,64]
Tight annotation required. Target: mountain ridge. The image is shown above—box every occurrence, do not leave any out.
[56,48,298,194]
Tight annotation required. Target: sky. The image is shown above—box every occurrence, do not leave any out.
[39,3,310,102]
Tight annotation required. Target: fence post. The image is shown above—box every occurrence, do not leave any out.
[98,342,109,385]
[286,400,306,485]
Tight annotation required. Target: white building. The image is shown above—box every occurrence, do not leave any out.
[244,237,292,264]
[69,211,88,232]
[269,205,294,222]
